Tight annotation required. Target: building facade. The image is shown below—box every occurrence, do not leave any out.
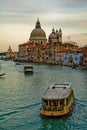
[6,46,15,59]
[77,46,87,67]
[63,52,83,66]
[18,19,79,65]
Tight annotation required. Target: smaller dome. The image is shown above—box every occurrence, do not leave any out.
[49,28,58,39]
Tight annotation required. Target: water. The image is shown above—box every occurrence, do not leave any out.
[0,60,87,130]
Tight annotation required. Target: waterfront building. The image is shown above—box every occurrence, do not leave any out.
[77,46,87,66]
[49,44,56,64]
[63,41,78,52]
[6,46,15,59]
[63,52,83,66]
[27,42,35,62]
[18,19,79,65]
[14,52,19,61]
[55,51,65,65]
[18,43,27,61]
[40,45,47,63]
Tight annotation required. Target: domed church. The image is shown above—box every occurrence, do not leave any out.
[49,28,62,43]
[29,18,47,45]
[19,19,78,63]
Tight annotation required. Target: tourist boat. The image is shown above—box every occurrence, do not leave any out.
[0,73,6,77]
[40,83,74,117]
[24,66,33,74]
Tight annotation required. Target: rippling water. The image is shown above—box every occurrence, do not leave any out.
[0,60,87,130]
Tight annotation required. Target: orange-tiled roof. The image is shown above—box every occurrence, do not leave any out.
[56,50,77,53]
[77,47,87,54]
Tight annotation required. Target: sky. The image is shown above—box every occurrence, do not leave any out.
[0,0,87,52]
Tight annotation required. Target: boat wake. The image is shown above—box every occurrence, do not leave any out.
[75,98,87,106]
[0,102,41,122]
[70,98,87,130]
[17,102,41,110]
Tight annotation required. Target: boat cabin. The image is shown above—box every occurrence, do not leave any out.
[24,66,33,74]
[40,83,74,117]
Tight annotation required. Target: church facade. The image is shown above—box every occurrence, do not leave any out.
[6,46,15,59]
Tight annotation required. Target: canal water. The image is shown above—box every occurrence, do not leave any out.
[0,60,87,130]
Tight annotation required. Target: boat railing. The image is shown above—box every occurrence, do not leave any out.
[24,66,33,69]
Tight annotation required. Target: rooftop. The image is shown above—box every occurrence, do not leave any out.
[42,83,72,99]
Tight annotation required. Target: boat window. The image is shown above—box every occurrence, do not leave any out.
[60,99,64,105]
[42,99,48,106]
[49,100,58,107]
[60,99,64,110]
[42,99,65,111]
[66,91,72,105]
[49,99,64,111]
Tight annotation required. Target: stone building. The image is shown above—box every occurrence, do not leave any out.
[77,46,87,67]
[63,52,83,66]
[18,19,79,64]
[6,46,15,59]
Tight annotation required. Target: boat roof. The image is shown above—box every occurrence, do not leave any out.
[24,66,33,69]
[42,83,72,99]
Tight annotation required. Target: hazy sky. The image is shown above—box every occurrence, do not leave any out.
[0,0,87,52]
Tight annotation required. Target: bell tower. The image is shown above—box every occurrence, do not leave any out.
[59,28,62,43]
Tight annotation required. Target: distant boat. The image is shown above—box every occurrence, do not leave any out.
[72,64,76,69]
[24,66,33,74]
[40,83,74,117]
[15,62,21,65]
[0,73,6,77]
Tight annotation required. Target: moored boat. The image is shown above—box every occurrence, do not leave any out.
[40,83,74,117]
[24,66,33,74]
[0,73,6,77]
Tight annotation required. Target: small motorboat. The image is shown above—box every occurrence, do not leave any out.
[0,73,6,77]
[24,66,33,74]
[40,83,74,117]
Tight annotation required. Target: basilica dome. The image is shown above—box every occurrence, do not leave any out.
[30,28,46,38]
[29,19,47,44]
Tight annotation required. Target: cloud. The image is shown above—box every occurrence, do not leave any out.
[0,0,87,51]
[63,33,87,47]
[1,11,87,30]
[1,0,87,13]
